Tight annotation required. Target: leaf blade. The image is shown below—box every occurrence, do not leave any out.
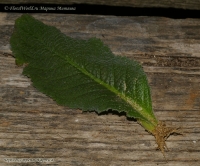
[10,14,158,130]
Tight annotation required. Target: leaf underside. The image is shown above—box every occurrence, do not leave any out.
[10,14,158,131]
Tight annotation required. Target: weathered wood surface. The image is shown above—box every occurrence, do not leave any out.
[1,0,200,10]
[0,13,200,166]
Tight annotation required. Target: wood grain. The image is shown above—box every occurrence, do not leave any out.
[1,0,200,10]
[0,13,200,166]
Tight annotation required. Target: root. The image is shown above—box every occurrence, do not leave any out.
[151,121,182,158]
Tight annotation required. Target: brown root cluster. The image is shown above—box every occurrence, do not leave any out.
[152,121,181,157]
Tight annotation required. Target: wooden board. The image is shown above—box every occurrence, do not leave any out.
[1,0,200,10]
[0,13,200,166]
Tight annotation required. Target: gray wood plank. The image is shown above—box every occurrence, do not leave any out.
[0,13,200,166]
[1,0,200,10]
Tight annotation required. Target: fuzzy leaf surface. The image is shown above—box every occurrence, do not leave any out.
[10,14,158,129]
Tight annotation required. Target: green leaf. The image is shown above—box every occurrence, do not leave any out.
[10,14,158,132]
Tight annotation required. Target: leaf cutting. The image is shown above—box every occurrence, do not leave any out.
[10,14,180,155]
